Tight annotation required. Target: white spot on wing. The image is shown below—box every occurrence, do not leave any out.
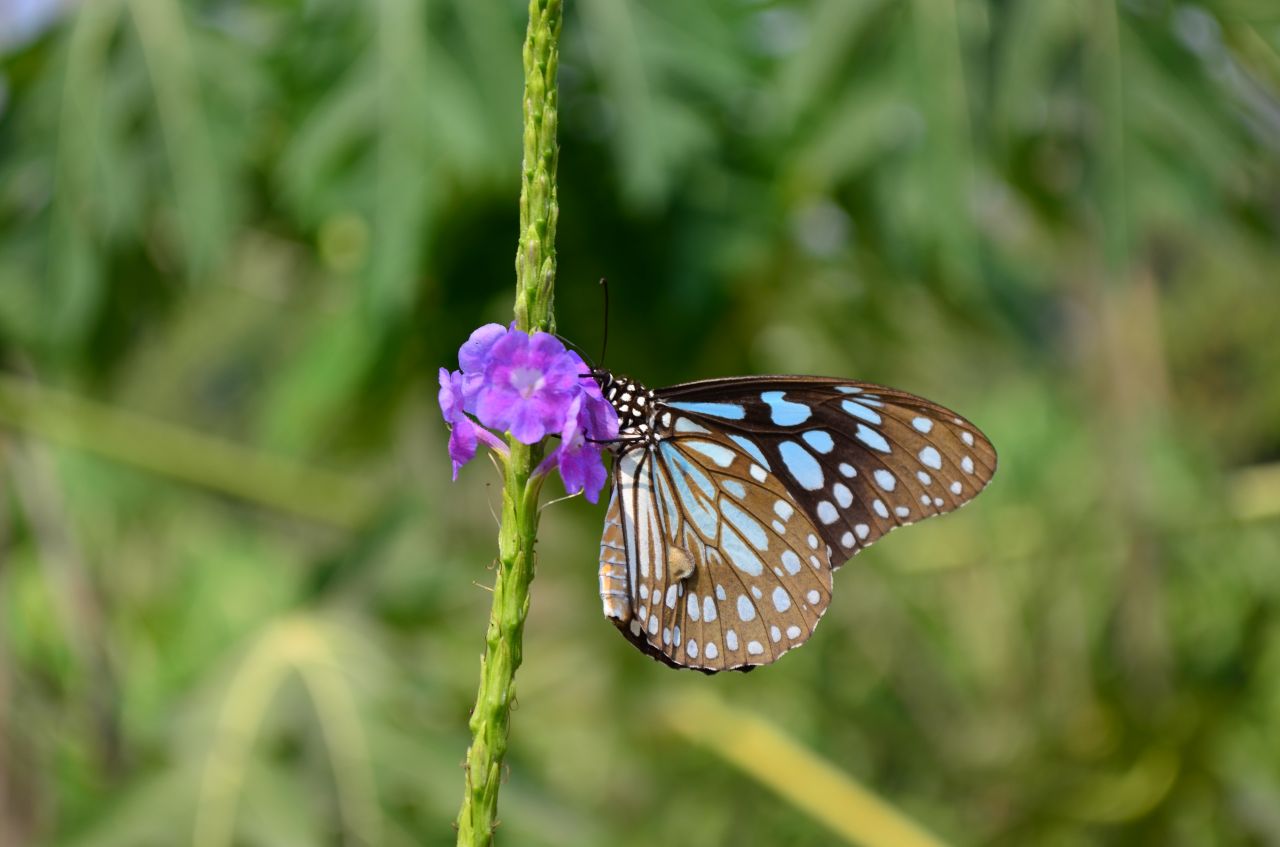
[855,523,869,539]
[747,640,764,656]
[786,625,802,639]
[919,446,942,469]
[961,456,975,474]
[736,595,756,622]
[833,482,853,508]
[781,550,802,575]
[839,462,857,477]
[704,641,718,659]
[772,586,791,612]
[841,531,854,548]
[816,501,838,524]
[912,416,933,433]
[873,499,889,518]
[873,469,896,491]
[726,630,739,650]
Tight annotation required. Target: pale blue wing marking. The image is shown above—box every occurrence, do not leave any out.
[855,424,891,453]
[666,401,746,420]
[761,391,812,425]
[841,399,882,425]
[778,440,824,490]
[728,434,771,469]
[720,499,769,552]
[801,430,834,453]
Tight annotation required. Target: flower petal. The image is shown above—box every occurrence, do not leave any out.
[447,416,480,480]
[438,367,466,423]
[458,323,507,373]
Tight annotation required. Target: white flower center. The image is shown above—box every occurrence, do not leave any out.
[509,366,545,398]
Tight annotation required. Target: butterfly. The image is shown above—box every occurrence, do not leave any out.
[591,372,996,673]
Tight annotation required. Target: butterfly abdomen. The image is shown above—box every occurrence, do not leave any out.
[598,487,631,622]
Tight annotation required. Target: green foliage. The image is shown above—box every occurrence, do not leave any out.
[1,1,1279,845]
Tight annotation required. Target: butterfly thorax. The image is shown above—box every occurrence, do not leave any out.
[595,371,659,448]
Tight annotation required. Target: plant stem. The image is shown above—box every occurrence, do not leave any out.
[513,0,562,336]
[455,2,562,844]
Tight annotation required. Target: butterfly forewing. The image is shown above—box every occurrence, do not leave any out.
[660,377,997,560]
[597,373,996,673]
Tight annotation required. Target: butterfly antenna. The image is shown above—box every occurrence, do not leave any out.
[599,277,610,368]
[556,333,596,368]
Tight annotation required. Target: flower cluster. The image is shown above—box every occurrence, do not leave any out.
[438,324,618,502]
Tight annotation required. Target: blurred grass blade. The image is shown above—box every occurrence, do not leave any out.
[49,0,120,350]
[1230,462,1280,523]
[370,0,435,320]
[909,0,979,291]
[193,615,382,847]
[662,690,954,847]
[0,375,378,529]
[127,0,228,278]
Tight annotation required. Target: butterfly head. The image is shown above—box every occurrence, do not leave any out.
[592,370,657,445]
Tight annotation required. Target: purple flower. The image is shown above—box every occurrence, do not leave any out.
[548,394,615,503]
[438,323,618,498]
[439,367,506,480]
[458,323,506,407]
[476,330,581,444]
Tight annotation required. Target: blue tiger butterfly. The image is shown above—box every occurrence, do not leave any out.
[591,371,996,672]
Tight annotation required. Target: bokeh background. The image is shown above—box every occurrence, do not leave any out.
[3,1,1280,845]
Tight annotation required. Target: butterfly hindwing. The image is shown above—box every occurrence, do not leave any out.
[602,426,834,672]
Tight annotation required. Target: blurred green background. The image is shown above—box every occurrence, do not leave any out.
[3,1,1280,845]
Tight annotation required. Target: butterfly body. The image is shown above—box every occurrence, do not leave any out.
[591,371,996,673]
